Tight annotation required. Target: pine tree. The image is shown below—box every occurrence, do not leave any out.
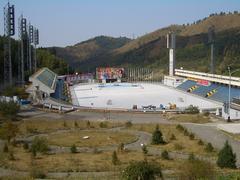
[152,125,165,145]
[217,141,236,169]
[112,151,119,165]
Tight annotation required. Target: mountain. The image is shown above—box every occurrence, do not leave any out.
[51,36,131,69]
[52,12,240,76]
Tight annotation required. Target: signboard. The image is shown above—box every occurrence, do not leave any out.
[96,68,124,80]
[197,79,211,86]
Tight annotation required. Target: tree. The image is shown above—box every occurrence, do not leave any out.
[205,143,214,152]
[151,125,165,145]
[70,144,77,153]
[161,150,170,160]
[0,101,20,120]
[0,121,19,142]
[112,151,119,165]
[185,105,199,114]
[121,160,163,180]
[142,145,148,155]
[217,141,236,169]
[30,137,49,155]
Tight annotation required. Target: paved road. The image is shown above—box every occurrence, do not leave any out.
[183,123,240,167]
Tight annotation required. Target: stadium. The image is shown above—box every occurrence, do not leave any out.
[27,33,240,121]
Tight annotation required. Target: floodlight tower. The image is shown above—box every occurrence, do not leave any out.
[18,15,27,85]
[28,23,34,73]
[208,26,215,74]
[33,28,39,72]
[167,32,176,76]
[3,2,15,86]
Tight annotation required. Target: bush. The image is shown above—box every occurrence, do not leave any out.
[99,121,108,128]
[3,143,8,153]
[8,151,15,160]
[198,139,204,146]
[121,160,163,180]
[0,101,20,120]
[174,143,184,150]
[112,151,119,165]
[71,144,77,153]
[125,121,132,128]
[142,145,148,155]
[30,167,47,179]
[170,134,176,140]
[183,129,189,136]
[161,150,170,160]
[30,137,49,155]
[74,121,78,128]
[63,121,67,127]
[178,159,216,179]
[217,141,236,169]
[189,133,195,140]
[23,142,29,150]
[118,143,124,152]
[176,124,184,131]
[205,143,214,152]
[188,153,196,161]
[151,125,165,145]
[0,121,19,143]
[185,105,199,114]
[86,120,91,128]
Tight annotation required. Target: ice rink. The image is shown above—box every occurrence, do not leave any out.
[71,83,222,110]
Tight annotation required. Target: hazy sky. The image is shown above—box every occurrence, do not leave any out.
[0,0,239,47]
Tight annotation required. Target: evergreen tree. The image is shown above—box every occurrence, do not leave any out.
[112,151,119,165]
[151,125,165,145]
[217,141,236,169]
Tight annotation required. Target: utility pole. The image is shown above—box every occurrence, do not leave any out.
[208,26,215,74]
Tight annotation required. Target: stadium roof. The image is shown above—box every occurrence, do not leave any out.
[28,67,57,95]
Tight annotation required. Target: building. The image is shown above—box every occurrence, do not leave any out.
[26,68,57,103]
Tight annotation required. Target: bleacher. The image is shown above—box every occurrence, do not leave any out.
[51,79,68,101]
[177,80,240,103]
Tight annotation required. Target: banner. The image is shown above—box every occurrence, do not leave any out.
[96,67,124,80]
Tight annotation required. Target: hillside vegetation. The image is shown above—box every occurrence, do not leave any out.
[52,13,240,77]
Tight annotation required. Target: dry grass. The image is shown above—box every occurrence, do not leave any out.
[167,114,211,124]
[18,119,123,136]
[47,130,137,147]
[131,124,217,156]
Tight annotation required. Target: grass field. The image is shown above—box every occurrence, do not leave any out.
[47,130,137,147]
[166,114,211,124]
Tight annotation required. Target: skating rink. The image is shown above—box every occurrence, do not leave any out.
[71,83,222,110]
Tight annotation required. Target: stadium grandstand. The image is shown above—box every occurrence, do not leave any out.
[173,69,240,120]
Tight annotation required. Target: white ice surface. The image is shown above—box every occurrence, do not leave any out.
[71,83,221,109]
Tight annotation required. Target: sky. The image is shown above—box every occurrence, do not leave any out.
[0,0,239,47]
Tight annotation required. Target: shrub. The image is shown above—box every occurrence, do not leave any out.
[8,151,15,161]
[86,120,91,128]
[176,124,184,131]
[30,137,49,155]
[188,153,196,161]
[174,143,184,150]
[99,121,108,128]
[189,133,195,140]
[63,121,67,127]
[170,134,176,140]
[198,139,204,146]
[112,151,119,165]
[142,145,148,155]
[121,160,163,180]
[185,105,199,114]
[161,150,170,160]
[203,111,210,116]
[183,129,189,136]
[217,141,236,169]
[178,159,216,179]
[118,143,124,152]
[151,125,165,145]
[0,101,20,120]
[0,121,19,142]
[74,121,78,128]
[23,142,29,150]
[205,143,214,152]
[125,121,132,128]
[70,144,77,153]
[3,143,8,153]
[30,167,47,179]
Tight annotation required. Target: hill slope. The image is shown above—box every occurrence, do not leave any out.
[53,13,240,76]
